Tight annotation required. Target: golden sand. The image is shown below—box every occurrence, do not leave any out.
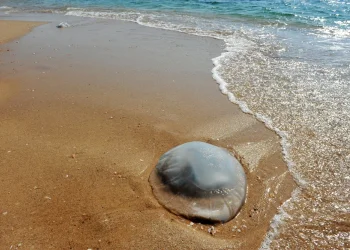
[0,19,295,249]
[0,20,45,45]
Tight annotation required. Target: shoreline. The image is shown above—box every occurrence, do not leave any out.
[0,17,295,249]
[0,20,46,45]
[0,20,45,108]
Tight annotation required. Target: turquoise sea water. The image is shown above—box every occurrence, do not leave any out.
[1,0,350,249]
[1,0,350,29]
[1,0,349,64]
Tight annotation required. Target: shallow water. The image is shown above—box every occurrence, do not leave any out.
[1,0,350,248]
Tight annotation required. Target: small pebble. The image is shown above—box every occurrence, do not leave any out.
[208,226,217,236]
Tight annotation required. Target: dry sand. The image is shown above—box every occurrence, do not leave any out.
[0,19,295,249]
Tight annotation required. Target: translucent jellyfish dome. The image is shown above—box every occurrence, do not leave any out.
[149,141,247,223]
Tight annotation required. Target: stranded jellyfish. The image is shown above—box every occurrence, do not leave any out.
[149,141,247,223]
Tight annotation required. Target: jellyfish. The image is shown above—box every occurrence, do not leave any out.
[149,141,247,223]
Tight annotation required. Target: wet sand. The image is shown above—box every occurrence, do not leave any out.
[0,20,46,45]
[0,18,295,249]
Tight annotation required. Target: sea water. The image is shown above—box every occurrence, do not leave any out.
[1,0,349,248]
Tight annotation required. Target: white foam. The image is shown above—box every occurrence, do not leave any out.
[0,6,12,9]
[65,8,304,248]
[314,26,350,39]
[259,188,301,250]
[65,9,229,41]
[211,41,306,187]
[334,20,350,26]
[66,10,141,22]
[66,7,85,11]
[210,36,314,249]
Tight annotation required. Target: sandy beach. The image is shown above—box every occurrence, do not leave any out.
[0,18,295,249]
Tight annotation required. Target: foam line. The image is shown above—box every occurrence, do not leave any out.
[66,9,305,248]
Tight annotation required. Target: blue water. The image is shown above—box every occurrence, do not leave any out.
[1,0,350,249]
[1,0,350,30]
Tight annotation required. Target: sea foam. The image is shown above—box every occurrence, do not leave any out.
[63,8,313,248]
[4,3,346,248]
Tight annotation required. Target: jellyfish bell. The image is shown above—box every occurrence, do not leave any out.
[149,141,247,223]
